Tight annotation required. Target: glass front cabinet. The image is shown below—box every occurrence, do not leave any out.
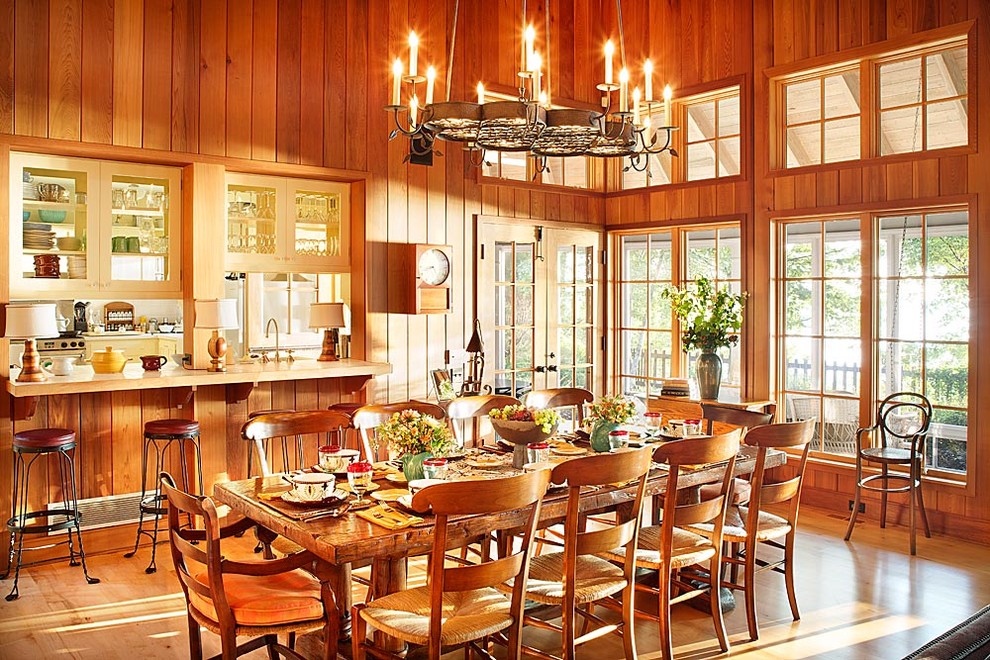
[226,173,350,272]
[9,153,181,297]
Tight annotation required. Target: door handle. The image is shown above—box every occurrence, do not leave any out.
[535,365,546,373]
[547,365,558,373]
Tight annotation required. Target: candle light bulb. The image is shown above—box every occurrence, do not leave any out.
[391,58,403,106]
[408,31,419,77]
[633,86,641,125]
[525,24,536,71]
[409,94,419,127]
[477,82,485,105]
[425,66,436,105]
[663,84,672,125]
[538,90,548,107]
[532,51,542,99]
[619,67,629,112]
[643,59,654,101]
[604,40,615,85]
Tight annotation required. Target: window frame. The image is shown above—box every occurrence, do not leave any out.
[682,87,743,182]
[779,63,864,168]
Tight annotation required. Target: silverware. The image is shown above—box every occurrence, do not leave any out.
[302,504,350,523]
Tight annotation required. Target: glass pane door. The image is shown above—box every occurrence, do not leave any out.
[107,172,172,284]
[549,233,600,392]
[227,180,279,257]
[291,187,344,262]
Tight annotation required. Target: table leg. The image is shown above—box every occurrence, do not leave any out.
[371,557,407,653]
[312,561,352,651]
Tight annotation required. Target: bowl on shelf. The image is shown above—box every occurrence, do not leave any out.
[36,183,66,203]
[37,209,66,224]
[22,211,30,222]
[57,236,83,251]
[158,323,175,333]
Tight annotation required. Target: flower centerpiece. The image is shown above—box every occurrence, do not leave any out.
[661,276,747,400]
[376,409,454,481]
[488,405,562,467]
[586,395,637,452]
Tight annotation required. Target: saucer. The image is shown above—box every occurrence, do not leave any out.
[371,488,411,502]
[280,489,348,506]
[338,481,380,494]
[551,445,586,456]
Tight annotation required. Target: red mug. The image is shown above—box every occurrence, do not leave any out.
[140,355,168,371]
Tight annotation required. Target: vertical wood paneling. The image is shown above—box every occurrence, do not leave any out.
[48,0,82,140]
[199,0,227,156]
[171,0,200,153]
[299,0,326,167]
[251,0,277,161]
[142,0,174,151]
[112,0,144,147]
[0,0,12,133]
[14,0,49,137]
[324,0,347,168]
[225,0,253,159]
[276,0,302,164]
[110,390,143,494]
[80,0,113,144]
[344,0,368,170]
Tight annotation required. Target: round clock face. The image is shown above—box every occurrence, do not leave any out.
[418,248,450,286]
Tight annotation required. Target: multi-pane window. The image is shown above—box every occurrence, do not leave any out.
[685,88,741,181]
[493,242,535,398]
[481,151,529,182]
[556,244,595,390]
[542,156,591,189]
[784,69,861,167]
[776,209,969,475]
[621,107,673,190]
[615,225,741,402]
[878,45,968,154]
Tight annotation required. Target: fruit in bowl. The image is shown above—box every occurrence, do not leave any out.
[488,405,562,467]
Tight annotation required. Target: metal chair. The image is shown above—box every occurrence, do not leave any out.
[845,392,933,555]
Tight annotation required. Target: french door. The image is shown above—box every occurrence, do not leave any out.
[477,218,603,400]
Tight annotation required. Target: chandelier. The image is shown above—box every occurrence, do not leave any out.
[385,0,679,173]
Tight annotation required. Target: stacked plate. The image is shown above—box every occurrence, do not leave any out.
[67,255,87,279]
[22,182,38,200]
[33,254,60,278]
[24,228,56,250]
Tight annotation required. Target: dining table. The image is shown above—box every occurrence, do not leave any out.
[213,443,787,655]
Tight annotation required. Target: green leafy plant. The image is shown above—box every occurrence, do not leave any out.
[488,405,562,434]
[662,277,747,352]
[376,409,454,457]
[587,395,637,425]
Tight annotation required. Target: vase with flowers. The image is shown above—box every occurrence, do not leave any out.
[661,276,747,400]
[376,409,454,481]
[586,395,637,452]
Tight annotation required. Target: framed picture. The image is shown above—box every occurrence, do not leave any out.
[432,369,456,401]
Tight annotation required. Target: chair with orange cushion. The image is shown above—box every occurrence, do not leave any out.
[161,472,337,660]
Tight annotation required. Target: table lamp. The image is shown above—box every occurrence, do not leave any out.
[4,303,59,383]
[309,302,348,362]
[194,299,239,372]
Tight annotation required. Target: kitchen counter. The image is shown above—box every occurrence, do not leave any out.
[7,358,391,397]
[81,331,184,339]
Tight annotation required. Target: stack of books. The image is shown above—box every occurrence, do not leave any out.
[661,378,691,397]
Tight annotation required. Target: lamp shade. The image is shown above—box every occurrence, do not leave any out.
[3,303,59,339]
[309,302,348,329]
[194,299,239,329]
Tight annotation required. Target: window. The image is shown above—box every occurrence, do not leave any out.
[878,45,968,154]
[615,225,742,402]
[776,209,969,475]
[481,151,529,182]
[621,107,673,190]
[685,88,740,181]
[542,156,591,189]
[243,272,348,353]
[784,69,861,167]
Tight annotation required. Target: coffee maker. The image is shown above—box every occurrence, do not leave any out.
[73,302,90,335]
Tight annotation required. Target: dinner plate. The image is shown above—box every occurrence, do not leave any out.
[338,481,380,494]
[464,455,503,468]
[281,489,348,506]
[311,464,350,476]
[551,445,587,456]
[371,488,410,502]
[385,473,408,484]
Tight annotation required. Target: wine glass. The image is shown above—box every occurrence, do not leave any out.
[347,461,374,504]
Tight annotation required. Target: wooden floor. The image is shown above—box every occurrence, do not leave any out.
[1,506,988,659]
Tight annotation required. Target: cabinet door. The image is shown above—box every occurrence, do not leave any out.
[100,163,182,294]
[226,173,284,271]
[9,153,103,297]
[283,179,350,270]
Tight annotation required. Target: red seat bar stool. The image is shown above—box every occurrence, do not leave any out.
[2,428,100,601]
[124,419,202,574]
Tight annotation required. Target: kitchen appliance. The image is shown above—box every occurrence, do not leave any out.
[73,302,90,335]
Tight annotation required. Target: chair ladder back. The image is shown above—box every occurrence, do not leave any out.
[745,420,815,526]
[445,395,520,447]
[525,388,593,426]
[671,483,733,528]
[549,445,654,488]
[576,517,639,556]
[242,410,352,475]
[353,402,448,462]
[700,403,774,436]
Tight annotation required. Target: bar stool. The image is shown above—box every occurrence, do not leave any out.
[124,419,202,573]
[245,409,296,477]
[3,428,99,601]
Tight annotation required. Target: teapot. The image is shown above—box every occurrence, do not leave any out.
[91,347,130,374]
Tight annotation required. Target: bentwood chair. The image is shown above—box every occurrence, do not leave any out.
[352,401,447,461]
[603,430,741,660]
[845,392,933,555]
[524,388,593,432]
[698,403,775,507]
[446,394,520,448]
[510,447,653,660]
[689,419,815,642]
[352,470,551,660]
[161,473,336,660]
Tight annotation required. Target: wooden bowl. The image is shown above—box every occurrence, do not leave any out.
[489,419,557,446]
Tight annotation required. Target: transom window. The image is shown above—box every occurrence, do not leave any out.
[784,68,861,167]
[685,88,741,181]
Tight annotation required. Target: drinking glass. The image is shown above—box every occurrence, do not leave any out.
[347,461,374,504]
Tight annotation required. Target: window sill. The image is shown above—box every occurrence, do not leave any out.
[800,450,969,489]
[768,143,976,178]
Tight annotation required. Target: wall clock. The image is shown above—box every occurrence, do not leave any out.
[387,243,453,314]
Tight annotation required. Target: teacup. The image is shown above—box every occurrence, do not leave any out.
[43,356,76,376]
[318,445,361,472]
[141,355,168,371]
[291,473,335,502]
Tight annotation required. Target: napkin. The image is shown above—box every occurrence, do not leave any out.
[357,504,424,530]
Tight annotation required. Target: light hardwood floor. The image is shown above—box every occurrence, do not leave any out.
[1,507,987,659]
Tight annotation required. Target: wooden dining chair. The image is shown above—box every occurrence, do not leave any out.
[352,469,552,660]
[160,472,337,660]
[524,388,593,431]
[445,394,520,448]
[698,403,775,507]
[508,447,653,660]
[352,401,447,461]
[242,410,352,477]
[845,392,933,555]
[688,419,815,642]
[601,430,741,660]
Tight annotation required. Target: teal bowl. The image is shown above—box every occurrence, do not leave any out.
[22,211,30,222]
[37,209,66,224]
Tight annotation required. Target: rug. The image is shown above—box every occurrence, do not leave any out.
[903,604,990,660]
